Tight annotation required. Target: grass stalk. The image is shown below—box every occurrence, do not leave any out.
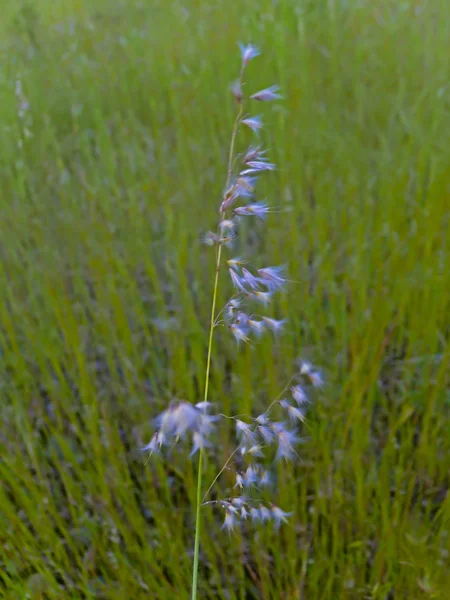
[191,86,244,599]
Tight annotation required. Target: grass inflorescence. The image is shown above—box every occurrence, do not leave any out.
[142,45,319,597]
[0,1,449,598]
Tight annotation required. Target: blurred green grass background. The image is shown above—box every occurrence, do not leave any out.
[0,0,449,598]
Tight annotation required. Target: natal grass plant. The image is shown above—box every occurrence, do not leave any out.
[142,44,322,599]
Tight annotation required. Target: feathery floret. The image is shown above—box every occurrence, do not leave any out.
[239,43,260,66]
[250,85,282,102]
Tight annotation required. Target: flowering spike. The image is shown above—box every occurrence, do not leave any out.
[270,505,292,528]
[203,232,220,246]
[228,268,247,293]
[248,444,264,457]
[291,385,309,406]
[241,116,263,133]
[241,267,262,290]
[255,414,270,426]
[222,509,238,531]
[249,291,272,306]
[244,465,259,486]
[280,400,306,423]
[233,202,270,219]
[275,426,301,461]
[250,85,282,102]
[243,146,265,163]
[231,80,243,103]
[240,505,250,519]
[241,160,276,173]
[195,401,213,412]
[310,371,324,388]
[142,432,165,455]
[259,470,272,486]
[258,424,275,444]
[239,43,260,66]
[219,219,235,234]
[226,257,246,269]
[235,176,257,196]
[234,473,245,489]
[299,361,313,376]
[190,431,211,456]
[236,420,257,443]
[250,507,261,522]
[231,497,247,508]
[234,311,249,329]
[259,505,272,522]
[258,266,287,291]
[262,317,286,333]
[248,318,265,336]
[225,298,241,321]
[229,324,250,344]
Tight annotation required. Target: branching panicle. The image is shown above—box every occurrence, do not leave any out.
[141,44,323,600]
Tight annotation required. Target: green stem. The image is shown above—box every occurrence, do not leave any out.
[191,448,203,599]
[191,243,222,600]
[191,74,244,599]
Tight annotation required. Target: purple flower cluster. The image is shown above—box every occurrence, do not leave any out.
[143,44,324,539]
[208,361,323,531]
[206,46,291,346]
[142,400,218,457]
[217,498,291,531]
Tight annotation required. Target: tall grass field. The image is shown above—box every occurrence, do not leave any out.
[1,0,449,598]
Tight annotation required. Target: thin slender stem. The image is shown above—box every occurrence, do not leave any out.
[201,445,240,504]
[191,448,202,599]
[191,245,222,600]
[227,106,244,187]
[191,77,245,600]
